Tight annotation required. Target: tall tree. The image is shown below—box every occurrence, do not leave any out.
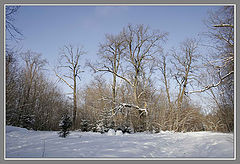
[91,33,126,112]
[185,6,234,132]
[93,24,167,108]
[122,24,168,107]
[171,39,199,109]
[170,38,199,131]
[55,45,85,129]
[90,24,167,126]
[21,51,47,103]
[188,6,234,94]
[205,6,234,132]
[157,55,171,108]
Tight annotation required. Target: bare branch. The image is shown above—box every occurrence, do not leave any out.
[187,71,233,94]
[93,65,134,87]
[54,71,73,90]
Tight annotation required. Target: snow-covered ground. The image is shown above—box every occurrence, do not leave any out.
[5,126,234,159]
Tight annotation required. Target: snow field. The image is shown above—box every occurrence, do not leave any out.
[6,126,234,158]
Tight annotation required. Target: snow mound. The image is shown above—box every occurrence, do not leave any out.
[116,130,123,136]
[107,129,116,136]
[159,130,174,134]
[6,125,29,133]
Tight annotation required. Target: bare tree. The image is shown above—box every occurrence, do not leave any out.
[15,51,47,129]
[21,51,47,97]
[89,33,125,112]
[184,6,234,132]
[157,55,171,108]
[171,38,199,109]
[88,24,167,131]
[156,54,177,131]
[90,24,167,113]
[20,51,47,112]
[55,45,85,129]
[188,6,234,94]
[169,38,199,131]
[5,6,23,41]
[122,24,168,108]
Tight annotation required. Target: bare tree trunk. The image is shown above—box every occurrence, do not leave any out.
[112,73,116,114]
[162,56,171,108]
[171,39,198,131]
[133,82,139,106]
[112,50,117,114]
[73,73,77,129]
[56,45,85,130]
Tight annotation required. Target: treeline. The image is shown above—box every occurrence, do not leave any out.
[5,6,234,133]
[6,50,72,130]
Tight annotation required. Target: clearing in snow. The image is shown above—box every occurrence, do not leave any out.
[5,126,234,159]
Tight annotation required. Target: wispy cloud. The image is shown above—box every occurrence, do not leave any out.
[81,6,129,30]
[94,6,129,17]
[82,18,99,30]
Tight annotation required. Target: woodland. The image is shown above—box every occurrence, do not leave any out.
[5,6,234,134]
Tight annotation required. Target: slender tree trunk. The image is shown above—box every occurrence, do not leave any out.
[112,73,116,114]
[112,52,117,114]
[177,52,192,110]
[73,73,77,129]
[162,58,171,108]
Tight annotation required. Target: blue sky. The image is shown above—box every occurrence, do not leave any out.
[7,5,220,96]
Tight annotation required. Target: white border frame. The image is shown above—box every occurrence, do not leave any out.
[3,3,237,161]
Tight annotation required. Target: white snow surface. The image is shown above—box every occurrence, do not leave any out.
[116,130,123,136]
[6,126,234,158]
[107,129,116,136]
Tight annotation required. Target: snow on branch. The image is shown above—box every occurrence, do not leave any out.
[112,103,148,116]
[213,24,234,28]
[186,71,234,94]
